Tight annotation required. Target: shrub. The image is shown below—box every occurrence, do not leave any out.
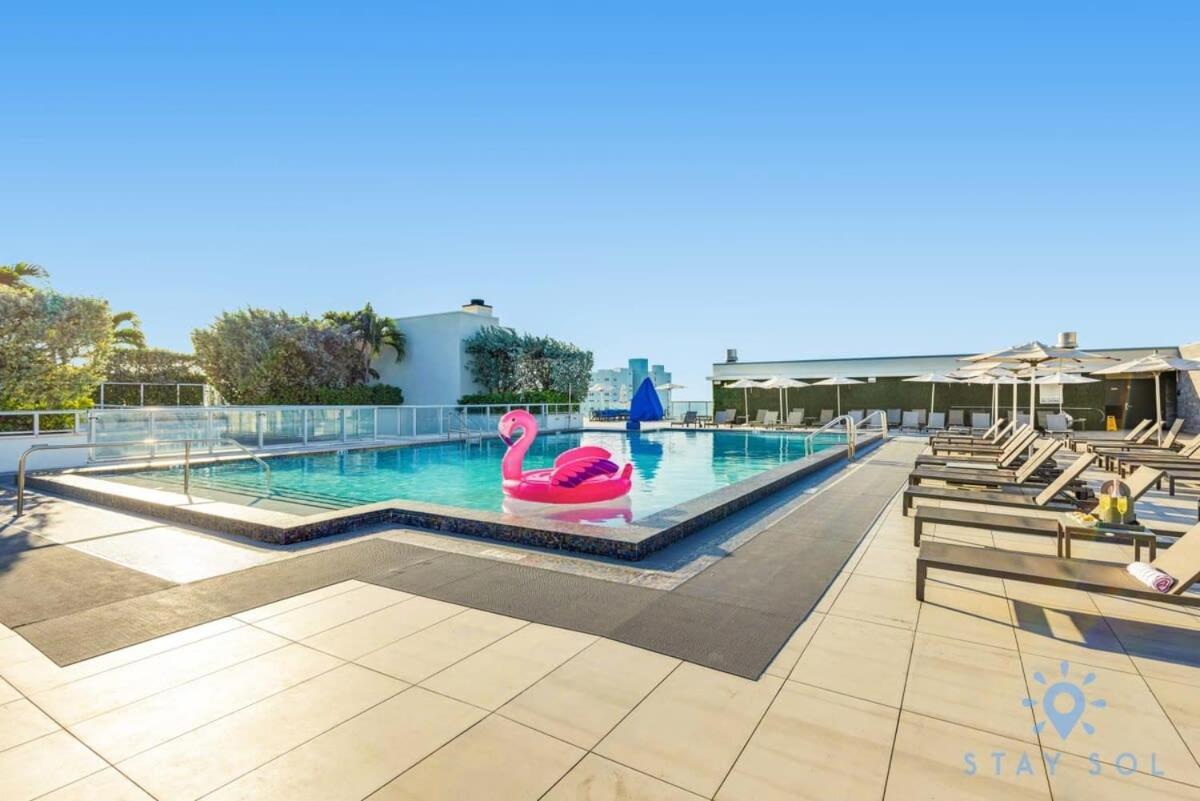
[315,384,404,405]
[457,390,569,405]
[463,327,593,399]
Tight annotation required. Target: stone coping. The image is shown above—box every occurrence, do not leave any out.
[24,432,883,561]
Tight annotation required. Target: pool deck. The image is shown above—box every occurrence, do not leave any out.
[2,435,1200,799]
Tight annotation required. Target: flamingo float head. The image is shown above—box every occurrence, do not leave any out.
[497,409,536,447]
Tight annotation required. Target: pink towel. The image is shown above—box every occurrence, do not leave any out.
[1127,562,1176,593]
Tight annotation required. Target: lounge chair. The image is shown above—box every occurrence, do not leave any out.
[921,427,1037,465]
[1107,437,1200,474]
[900,411,921,432]
[886,409,902,428]
[911,493,1190,548]
[710,409,734,427]
[817,409,834,426]
[929,422,1028,453]
[902,453,1104,515]
[915,409,927,429]
[970,412,991,433]
[1118,418,1153,442]
[1091,419,1186,458]
[1016,412,1031,427]
[916,519,1200,605]
[677,411,699,427]
[908,439,1064,489]
[847,409,865,425]
[762,411,779,427]
[779,409,806,429]
[741,409,768,427]
[932,419,1009,448]
[1045,413,1073,440]
[926,412,947,434]
[947,409,968,433]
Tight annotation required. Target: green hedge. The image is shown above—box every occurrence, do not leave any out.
[457,390,570,405]
[313,384,404,405]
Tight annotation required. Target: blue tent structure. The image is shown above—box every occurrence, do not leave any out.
[626,377,664,430]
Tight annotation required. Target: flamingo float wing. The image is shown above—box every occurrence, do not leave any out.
[549,456,620,488]
[552,445,612,468]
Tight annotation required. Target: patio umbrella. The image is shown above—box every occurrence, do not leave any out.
[727,379,764,423]
[760,377,809,419]
[1091,354,1200,445]
[962,341,1114,430]
[1033,371,1098,414]
[812,376,863,417]
[901,373,961,417]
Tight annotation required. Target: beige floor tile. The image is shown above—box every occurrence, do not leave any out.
[69,526,280,582]
[717,681,897,801]
[0,675,21,704]
[1012,606,1136,673]
[764,612,823,679]
[1005,579,1101,613]
[205,687,485,801]
[0,698,60,751]
[543,753,706,800]
[828,574,919,630]
[1104,617,1200,685]
[422,623,596,710]
[357,609,526,683]
[368,715,583,801]
[252,584,412,640]
[904,633,1036,743]
[918,583,1017,649]
[1144,676,1200,776]
[595,662,783,797]
[1048,752,1200,799]
[233,580,365,623]
[302,596,464,660]
[0,730,107,801]
[852,544,917,582]
[72,643,342,762]
[37,768,155,800]
[0,617,242,696]
[789,614,912,707]
[1090,594,1200,630]
[500,639,679,748]
[119,663,403,801]
[1022,656,1200,786]
[34,624,287,725]
[884,712,1051,800]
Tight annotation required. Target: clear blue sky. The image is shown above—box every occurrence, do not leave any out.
[3,3,1197,399]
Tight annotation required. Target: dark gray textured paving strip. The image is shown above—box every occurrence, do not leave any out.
[12,443,917,678]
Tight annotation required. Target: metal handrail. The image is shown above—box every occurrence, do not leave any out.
[445,409,483,445]
[16,437,271,516]
[857,409,889,435]
[804,414,858,460]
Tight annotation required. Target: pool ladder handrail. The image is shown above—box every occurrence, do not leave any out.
[446,409,484,447]
[857,409,889,436]
[15,436,271,516]
[804,414,858,460]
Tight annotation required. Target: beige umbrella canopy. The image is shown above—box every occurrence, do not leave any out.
[901,373,961,417]
[1091,354,1200,444]
[760,376,809,419]
[1033,371,1099,414]
[812,376,864,417]
[962,340,1114,428]
[727,379,764,423]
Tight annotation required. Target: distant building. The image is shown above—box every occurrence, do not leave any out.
[371,299,498,405]
[587,358,673,409]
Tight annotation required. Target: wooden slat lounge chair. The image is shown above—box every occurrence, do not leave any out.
[912,465,1166,546]
[1121,419,1153,442]
[908,439,1064,489]
[916,520,1200,605]
[919,427,1037,467]
[932,419,1010,448]
[1092,419,1187,459]
[902,453,1108,516]
[928,423,1026,456]
[1108,438,1200,474]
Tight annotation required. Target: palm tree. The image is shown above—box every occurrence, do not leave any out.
[112,310,147,349]
[324,303,405,382]
[0,262,48,290]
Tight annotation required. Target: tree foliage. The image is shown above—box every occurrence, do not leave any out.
[322,303,406,382]
[105,347,203,384]
[0,262,48,290]
[111,310,147,349]
[0,286,114,409]
[463,327,593,400]
[191,308,402,404]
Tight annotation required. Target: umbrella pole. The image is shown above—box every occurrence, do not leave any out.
[930,385,935,417]
[1029,368,1037,431]
[1155,373,1163,446]
[837,385,842,417]
[744,388,749,424]
[1012,383,1018,428]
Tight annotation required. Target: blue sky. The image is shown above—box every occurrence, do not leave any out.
[3,3,1197,399]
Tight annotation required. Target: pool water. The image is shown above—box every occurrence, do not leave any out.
[113,429,846,525]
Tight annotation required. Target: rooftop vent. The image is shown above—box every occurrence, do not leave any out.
[462,299,493,315]
[726,348,738,363]
[1057,331,1078,350]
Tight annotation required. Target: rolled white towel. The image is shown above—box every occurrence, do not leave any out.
[1127,562,1176,594]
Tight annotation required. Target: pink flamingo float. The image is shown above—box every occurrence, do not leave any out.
[498,409,633,504]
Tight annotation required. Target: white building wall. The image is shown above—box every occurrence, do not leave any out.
[371,306,500,405]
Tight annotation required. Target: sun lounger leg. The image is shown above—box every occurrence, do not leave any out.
[913,517,923,547]
[916,560,927,601]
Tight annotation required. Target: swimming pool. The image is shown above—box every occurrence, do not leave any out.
[107,429,847,525]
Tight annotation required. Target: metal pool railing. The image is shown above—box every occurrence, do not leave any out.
[16,437,272,516]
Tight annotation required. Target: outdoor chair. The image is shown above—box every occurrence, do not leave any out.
[970,412,991,432]
[908,439,1064,489]
[917,518,1200,606]
[1045,413,1073,439]
[900,411,921,432]
[782,409,806,428]
[848,409,865,424]
[926,412,947,433]
[676,411,699,427]
[886,409,902,428]
[817,409,834,426]
[1036,411,1050,430]
[762,411,779,427]
[921,427,1039,466]
[947,409,967,432]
